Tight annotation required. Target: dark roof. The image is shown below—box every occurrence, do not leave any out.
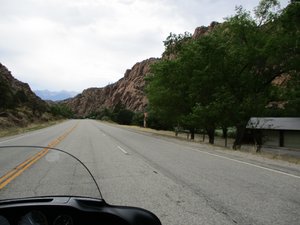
[247,117,300,131]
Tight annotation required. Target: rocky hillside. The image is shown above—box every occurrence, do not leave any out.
[0,63,49,128]
[63,58,158,117]
[192,22,219,39]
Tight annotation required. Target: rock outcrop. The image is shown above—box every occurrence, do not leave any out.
[63,58,158,117]
[192,21,219,39]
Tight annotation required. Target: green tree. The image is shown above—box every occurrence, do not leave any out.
[147,60,187,123]
[183,31,232,143]
[274,1,300,115]
[112,103,134,125]
[254,0,281,25]
[216,7,272,149]
[163,32,192,57]
[132,112,144,127]
[50,104,74,118]
[147,0,299,148]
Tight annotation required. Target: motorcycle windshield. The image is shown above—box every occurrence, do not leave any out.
[0,146,102,200]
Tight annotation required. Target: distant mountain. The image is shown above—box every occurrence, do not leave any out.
[34,90,78,101]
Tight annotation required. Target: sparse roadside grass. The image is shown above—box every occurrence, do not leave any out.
[120,124,177,137]
[256,150,300,164]
[0,120,65,138]
[115,123,300,165]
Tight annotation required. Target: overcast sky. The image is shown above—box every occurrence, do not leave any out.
[0,0,289,92]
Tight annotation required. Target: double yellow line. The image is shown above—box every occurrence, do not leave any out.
[0,124,78,190]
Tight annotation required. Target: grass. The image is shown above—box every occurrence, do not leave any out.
[258,150,300,164]
[0,120,64,138]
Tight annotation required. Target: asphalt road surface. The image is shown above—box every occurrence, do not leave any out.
[0,119,300,225]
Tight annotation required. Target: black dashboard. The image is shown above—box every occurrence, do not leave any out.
[0,197,161,225]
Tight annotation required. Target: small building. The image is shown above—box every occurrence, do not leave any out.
[246,117,300,150]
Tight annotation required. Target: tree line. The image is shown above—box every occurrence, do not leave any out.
[146,0,300,149]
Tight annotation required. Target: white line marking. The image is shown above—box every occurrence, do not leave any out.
[117,146,128,155]
[192,149,300,179]
[0,130,45,144]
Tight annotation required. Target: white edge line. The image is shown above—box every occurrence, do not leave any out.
[192,148,300,179]
[117,146,128,155]
[0,130,45,144]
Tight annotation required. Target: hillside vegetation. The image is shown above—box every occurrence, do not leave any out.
[0,63,71,129]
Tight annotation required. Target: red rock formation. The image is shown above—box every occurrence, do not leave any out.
[192,21,219,39]
[64,58,158,117]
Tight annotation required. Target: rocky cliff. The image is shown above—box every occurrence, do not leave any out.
[63,58,158,117]
[0,63,49,128]
[63,23,218,117]
[192,21,219,39]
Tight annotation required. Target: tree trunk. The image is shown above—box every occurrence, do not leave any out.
[233,125,246,150]
[206,128,215,144]
[190,128,195,140]
[222,127,228,147]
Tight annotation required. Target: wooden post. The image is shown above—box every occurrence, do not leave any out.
[143,112,148,128]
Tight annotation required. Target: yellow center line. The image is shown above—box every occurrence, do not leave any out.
[0,123,78,190]
[0,149,48,184]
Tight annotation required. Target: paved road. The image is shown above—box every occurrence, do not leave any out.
[0,119,300,225]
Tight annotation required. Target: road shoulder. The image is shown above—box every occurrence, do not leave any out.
[101,122,300,176]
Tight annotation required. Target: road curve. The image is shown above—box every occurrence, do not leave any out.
[0,119,299,225]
